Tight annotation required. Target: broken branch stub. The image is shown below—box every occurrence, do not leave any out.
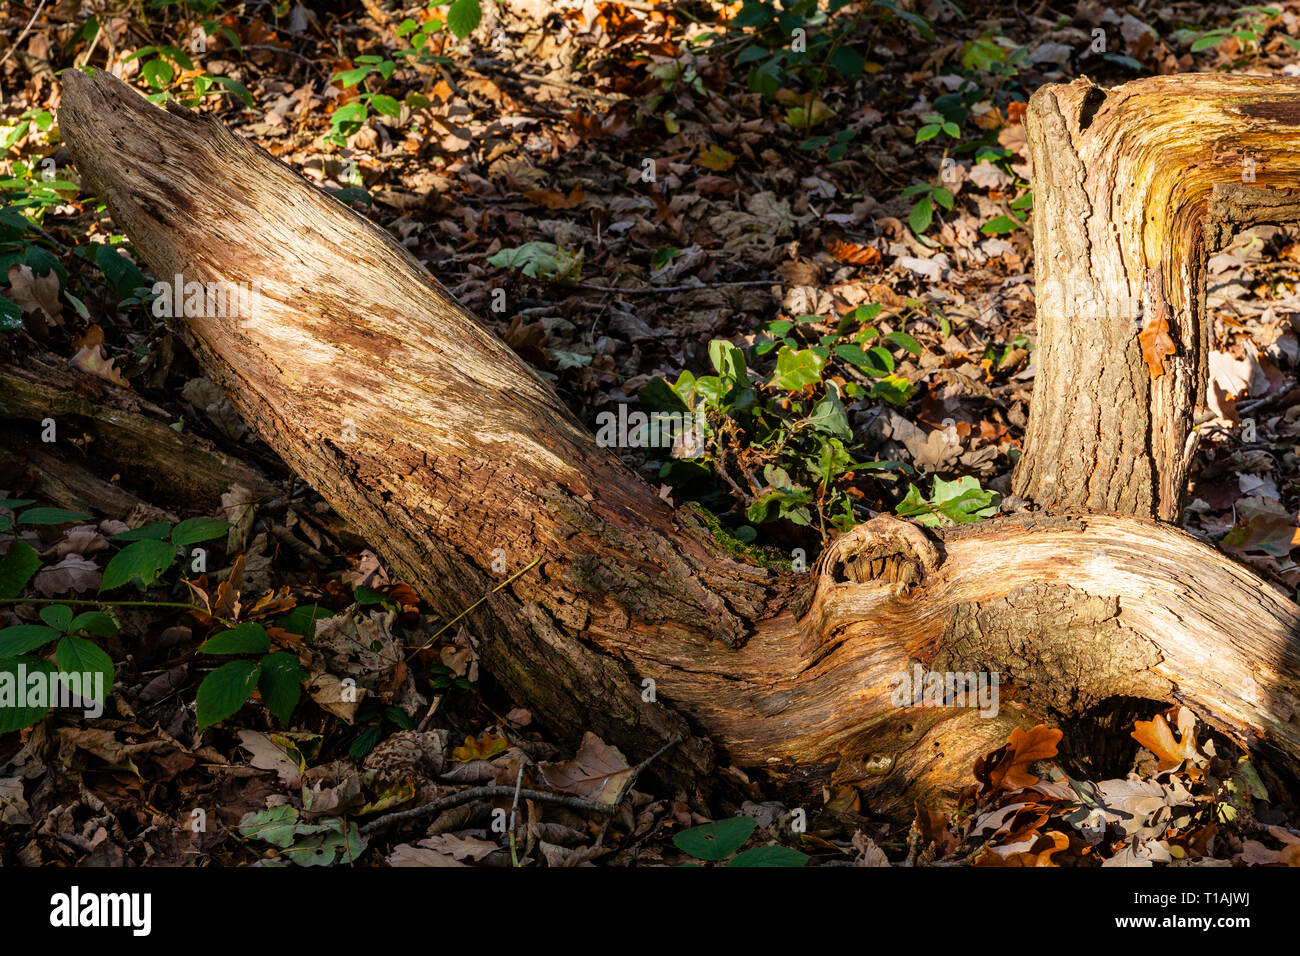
[1014,75,1300,521]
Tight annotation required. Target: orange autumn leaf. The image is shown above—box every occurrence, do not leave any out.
[827,239,882,266]
[1139,315,1176,379]
[1132,711,1199,771]
[971,105,1002,131]
[975,724,1063,792]
[1139,269,1176,379]
[975,831,1069,866]
[452,731,508,763]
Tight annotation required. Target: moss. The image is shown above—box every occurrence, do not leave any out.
[687,502,792,570]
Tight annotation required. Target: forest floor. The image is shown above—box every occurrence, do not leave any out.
[2,0,1300,867]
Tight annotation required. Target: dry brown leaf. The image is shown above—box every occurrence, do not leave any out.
[33,554,101,596]
[975,830,1069,866]
[523,184,585,209]
[536,731,633,804]
[237,730,303,787]
[826,239,882,266]
[975,724,1062,792]
[71,344,130,387]
[913,803,959,856]
[306,670,364,722]
[1139,269,1176,379]
[6,263,63,328]
[388,843,468,867]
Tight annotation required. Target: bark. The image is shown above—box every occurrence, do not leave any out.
[55,69,1300,820]
[1013,75,1300,521]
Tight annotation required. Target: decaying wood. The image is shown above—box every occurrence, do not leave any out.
[55,69,1300,819]
[0,355,281,511]
[1013,75,1300,521]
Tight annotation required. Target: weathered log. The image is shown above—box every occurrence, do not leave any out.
[56,69,1300,819]
[1013,75,1300,521]
[0,354,281,510]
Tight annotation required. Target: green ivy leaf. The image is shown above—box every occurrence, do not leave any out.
[727,845,810,867]
[170,517,229,548]
[369,93,401,117]
[196,659,262,730]
[0,296,24,331]
[111,521,173,542]
[349,724,383,758]
[55,635,114,703]
[673,816,756,861]
[100,539,176,591]
[980,215,1020,235]
[882,331,923,355]
[209,75,254,107]
[258,652,306,725]
[142,57,175,90]
[806,388,852,439]
[446,0,482,39]
[0,624,60,656]
[199,622,271,655]
[0,541,41,599]
[1190,31,1229,52]
[353,586,388,606]
[0,656,58,732]
[16,507,92,526]
[39,605,72,631]
[68,611,117,639]
[238,805,300,847]
[277,605,331,640]
[869,373,915,405]
[909,196,933,235]
[330,101,368,130]
[769,347,826,391]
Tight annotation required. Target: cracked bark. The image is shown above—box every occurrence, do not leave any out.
[1013,75,1300,521]
[53,70,1300,820]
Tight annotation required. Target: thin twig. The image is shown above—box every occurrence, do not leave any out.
[359,785,615,836]
[507,763,523,867]
[404,557,541,661]
[0,0,48,70]
[597,734,683,846]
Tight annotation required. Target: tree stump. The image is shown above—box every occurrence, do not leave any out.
[53,70,1300,819]
[1013,75,1300,521]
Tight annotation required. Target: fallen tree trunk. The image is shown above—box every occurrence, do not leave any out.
[56,70,1300,819]
[0,354,280,511]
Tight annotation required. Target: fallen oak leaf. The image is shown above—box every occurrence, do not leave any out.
[1138,268,1176,379]
[974,724,1063,792]
[1131,709,1201,772]
[6,263,63,330]
[975,830,1069,866]
[71,343,130,388]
